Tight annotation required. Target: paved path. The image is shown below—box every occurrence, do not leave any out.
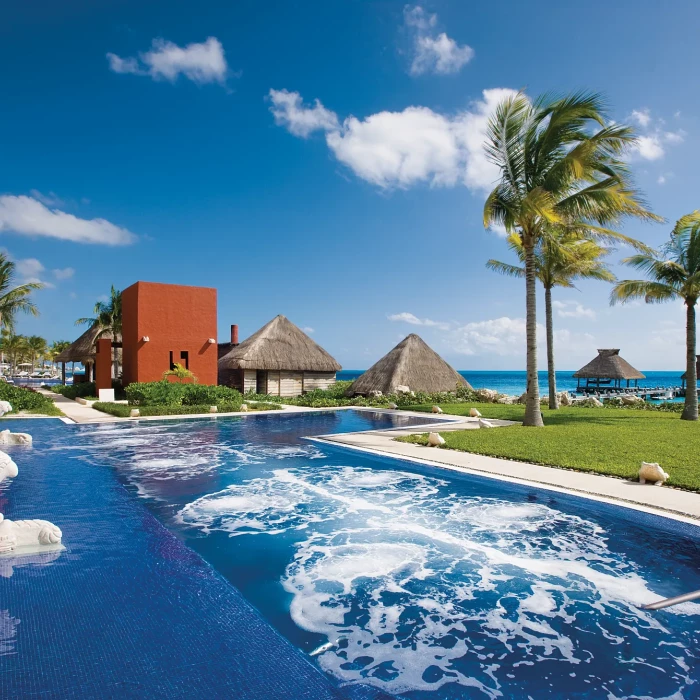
[318,418,700,524]
[36,388,121,423]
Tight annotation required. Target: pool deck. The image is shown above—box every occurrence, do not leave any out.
[316,416,700,525]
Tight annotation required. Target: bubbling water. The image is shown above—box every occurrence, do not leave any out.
[178,464,699,698]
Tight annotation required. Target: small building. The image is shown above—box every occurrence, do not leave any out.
[121,281,218,386]
[573,348,645,389]
[346,334,471,396]
[680,355,700,389]
[218,315,341,396]
[54,326,118,384]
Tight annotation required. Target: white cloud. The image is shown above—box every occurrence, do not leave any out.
[446,316,596,363]
[270,87,518,191]
[53,267,75,280]
[636,135,665,161]
[404,6,473,76]
[0,195,135,245]
[15,258,55,288]
[107,37,229,85]
[663,129,685,144]
[301,326,315,334]
[387,312,450,331]
[29,189,64,207]
[552,300,596,320]
[630,108,651,128]
[268,89,339,138]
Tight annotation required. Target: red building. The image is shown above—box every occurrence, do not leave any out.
[121,281,218,386]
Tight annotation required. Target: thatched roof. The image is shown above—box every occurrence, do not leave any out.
[347,334,470,396]
[218,315,341,372]
[680,356,700,380]
[573,349,645,380]
[55,326,119,364]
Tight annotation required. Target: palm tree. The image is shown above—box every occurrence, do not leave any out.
[26,335,48,372]
[2,334,29,372]
[48,340,71,371]
[483,91,659,426]
[487,229,615,409]
[0,254,43,332]
[612,212,700,421]
[76,286,122,378]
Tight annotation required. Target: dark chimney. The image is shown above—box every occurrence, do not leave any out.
[231,324,239,346]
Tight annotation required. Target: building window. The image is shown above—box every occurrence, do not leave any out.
[169,351,175,371]
[180,351,189,370]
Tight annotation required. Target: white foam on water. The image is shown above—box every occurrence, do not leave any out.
[178,464,699,697]
[0,610,19,656]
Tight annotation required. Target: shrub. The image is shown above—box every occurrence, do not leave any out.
[51,381,126,401]
[125,381,243,407]
[0,383,60,416]
[93,401,281,417]
[162,363,197,382]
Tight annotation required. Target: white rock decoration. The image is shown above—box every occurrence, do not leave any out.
[639,461,669,486]
[478,418,495,429]
[240,403,249,412]
[209,405,218,413]
[475,389,499,403]
[469,408,482,418]
[559,392,572,407]
[0,430,32,446]
[622,395,645,406]
[0,401,12,417]
[428,432,445,447]
[369,390,383,397]
[388,403,398,410]
[579,397,604,408]
[130,408,140,418]
[0,450,62,556]
[394,385,411,394]
[431,405,443,414]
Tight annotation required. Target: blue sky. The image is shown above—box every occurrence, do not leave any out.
[3,0,699,370]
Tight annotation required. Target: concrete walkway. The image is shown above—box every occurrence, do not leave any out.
[36,388,121,423]
[317,418,700,524]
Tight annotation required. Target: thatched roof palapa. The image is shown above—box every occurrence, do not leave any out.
[218,315,341,371]
[347,334,471,396]
[573,349,645,380]
[55,326,119,364]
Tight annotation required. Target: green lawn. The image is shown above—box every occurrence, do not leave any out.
[398,403,700,491]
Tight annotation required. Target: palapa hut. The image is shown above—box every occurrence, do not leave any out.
[346,334,471,396]
[55,326,119,384]
[573,348,645,389]
[218,315,341,396]
[680,355,700,389]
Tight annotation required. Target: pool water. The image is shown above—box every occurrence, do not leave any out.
[62,410,700,700]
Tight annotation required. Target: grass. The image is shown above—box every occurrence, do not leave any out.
[93,402,282,417]
[397,403,700,491]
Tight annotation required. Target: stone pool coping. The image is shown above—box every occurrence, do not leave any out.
[313,418,700,526]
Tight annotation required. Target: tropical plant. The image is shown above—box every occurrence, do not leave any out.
[162,363,197,382]
[0,254,43,333]
[26,335,48,371]
[483,91,659,426]
[48,340,71,369]
[76,286,122,377]
[487,228,615,408]
[612,212,700,421]
[2,334,29,370]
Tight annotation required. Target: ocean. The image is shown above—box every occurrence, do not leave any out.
[336,370,685,396]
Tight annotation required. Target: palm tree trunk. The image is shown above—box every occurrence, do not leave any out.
[681,299,698,421]
[524,239,544,427]
[544,286,558,410]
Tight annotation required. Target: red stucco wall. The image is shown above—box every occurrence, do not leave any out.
[121,281,218,386]
[94,338,112,391]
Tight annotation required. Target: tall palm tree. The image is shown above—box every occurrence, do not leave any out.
[612,212,700,421]
[26,335,48,372]
[2,334,29,372]
[0,254,43,332]
[483,91,659,426]
[487,229,615,409]
[48,340,71,371]
[76,286,122,378]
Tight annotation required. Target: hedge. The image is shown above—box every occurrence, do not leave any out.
[93,402,281,417]
[0,383,61,416]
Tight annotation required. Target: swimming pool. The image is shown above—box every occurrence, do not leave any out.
[59,410,700,699]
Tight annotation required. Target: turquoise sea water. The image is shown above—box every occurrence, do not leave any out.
[337,370,685,396]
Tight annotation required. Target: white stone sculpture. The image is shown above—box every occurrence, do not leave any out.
[639,461,669,486]
[0,430,32,446]
[369,390,383,397]
[240,403,249,412]
[0,401,12,417]
[394,385,411,394]
[388,403,398,410]
[622,395,645,406]
[478,418,495,429]
[209,405,218,413]
[428,432,445,447]
[431,405,443,414]
[476,389,498,403]
[469,407,482,417]
[130,408,140,417]
[0,450,62,557]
